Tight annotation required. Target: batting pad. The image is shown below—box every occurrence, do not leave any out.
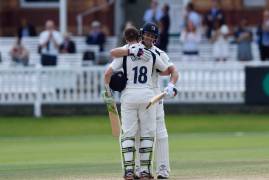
[139,137,154,173]
[121,137,136,171]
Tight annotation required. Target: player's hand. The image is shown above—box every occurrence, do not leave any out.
[101,90,114,104]
[128,44,144,57]
[164,82,178,98]
[139,48,152,62]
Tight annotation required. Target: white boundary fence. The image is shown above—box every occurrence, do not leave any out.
[0,61,268,117]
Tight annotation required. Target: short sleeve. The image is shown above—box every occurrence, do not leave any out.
[160,52,174,67]
[155,55,168,72]
[111,58,123,71]
[54,31,63,45]
[39,31,47,45]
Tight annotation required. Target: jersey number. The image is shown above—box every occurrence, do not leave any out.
[132,66,148,84]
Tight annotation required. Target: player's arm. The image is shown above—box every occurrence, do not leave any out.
[104,58,123,86]
[154,55,169,74]
[110,47,128,58]
[103,58,123,103]
[156,53,179,97]
[158,52,179,85]
[110,43,151,59]
[104,64,113,85]
[162,65,179,98]
[160,65,179,85]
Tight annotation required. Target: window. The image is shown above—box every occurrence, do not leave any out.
[243,0,266,8]
[20,0,59,8]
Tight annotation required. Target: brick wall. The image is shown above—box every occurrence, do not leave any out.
[192,0,269,26]
[0,0,114,36]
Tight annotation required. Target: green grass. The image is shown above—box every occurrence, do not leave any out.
[0,115,269,179]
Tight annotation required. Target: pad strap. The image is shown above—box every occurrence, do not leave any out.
[123,56,127,80]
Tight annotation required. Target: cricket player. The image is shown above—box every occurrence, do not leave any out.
[104,27,169,180]
[110,22,179,179]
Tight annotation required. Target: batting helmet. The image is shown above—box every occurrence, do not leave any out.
[109,71,127,92]
[140,22,159,38]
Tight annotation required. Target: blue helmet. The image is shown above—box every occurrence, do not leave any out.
[141,22,159,39]
[109,71,127,92]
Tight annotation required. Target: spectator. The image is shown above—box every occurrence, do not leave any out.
[181,2,202,31]
[143,0,163,24]
[38,20,63,66]
[234,18,253,61]
[211,22,229,61]
[204,0,225,39]
[156,3,170,51]
[180,20,201,61]
[86,21,106,52]
[257,10,269,61]
[59,32,76,54]
[17,18,37,38]
[9,37,29,66]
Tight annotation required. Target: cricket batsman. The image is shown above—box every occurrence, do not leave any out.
[103,27,169,180]
[110,22,179,179]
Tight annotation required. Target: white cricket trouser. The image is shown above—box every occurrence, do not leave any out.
[121,102,157,138]
[154,88,168,139]
[121,102,157,173]
[135,88,170,174]
[154,88,170,173]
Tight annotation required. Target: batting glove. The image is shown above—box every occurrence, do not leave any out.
[128,44,144,57]
[101,90,114,104]
[164,82,178,98]
[139,48,152,62]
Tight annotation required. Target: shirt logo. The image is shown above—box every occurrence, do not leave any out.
[131,56,141,61]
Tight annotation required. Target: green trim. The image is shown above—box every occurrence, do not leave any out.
[139,147,152,153]
[140,160,151,166]
[123,160,135,167]
[122,147,136,153]
[262,73,269,96]
[140,137,154,141]
[121,137,135,143]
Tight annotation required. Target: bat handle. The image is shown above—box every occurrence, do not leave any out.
[105,84,112,96]
[146,102,152,110]
[173,87,178,96]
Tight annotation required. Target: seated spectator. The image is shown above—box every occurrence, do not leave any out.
[86,21,106,52]
[38,20,63,66]
[17,18,37,38]
[60,32,76,54]
[180,20,201,61]
[181,2,202,31]
[143,0,163,24]
[234,18,253,61]
[257,10,269,61]
[9,37,29,66]
[211,22,229,61]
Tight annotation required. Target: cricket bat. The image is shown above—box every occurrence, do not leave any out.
[146,92,167,109]
[105,87,121,137]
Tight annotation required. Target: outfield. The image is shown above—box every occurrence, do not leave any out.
[0,115,269,180]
